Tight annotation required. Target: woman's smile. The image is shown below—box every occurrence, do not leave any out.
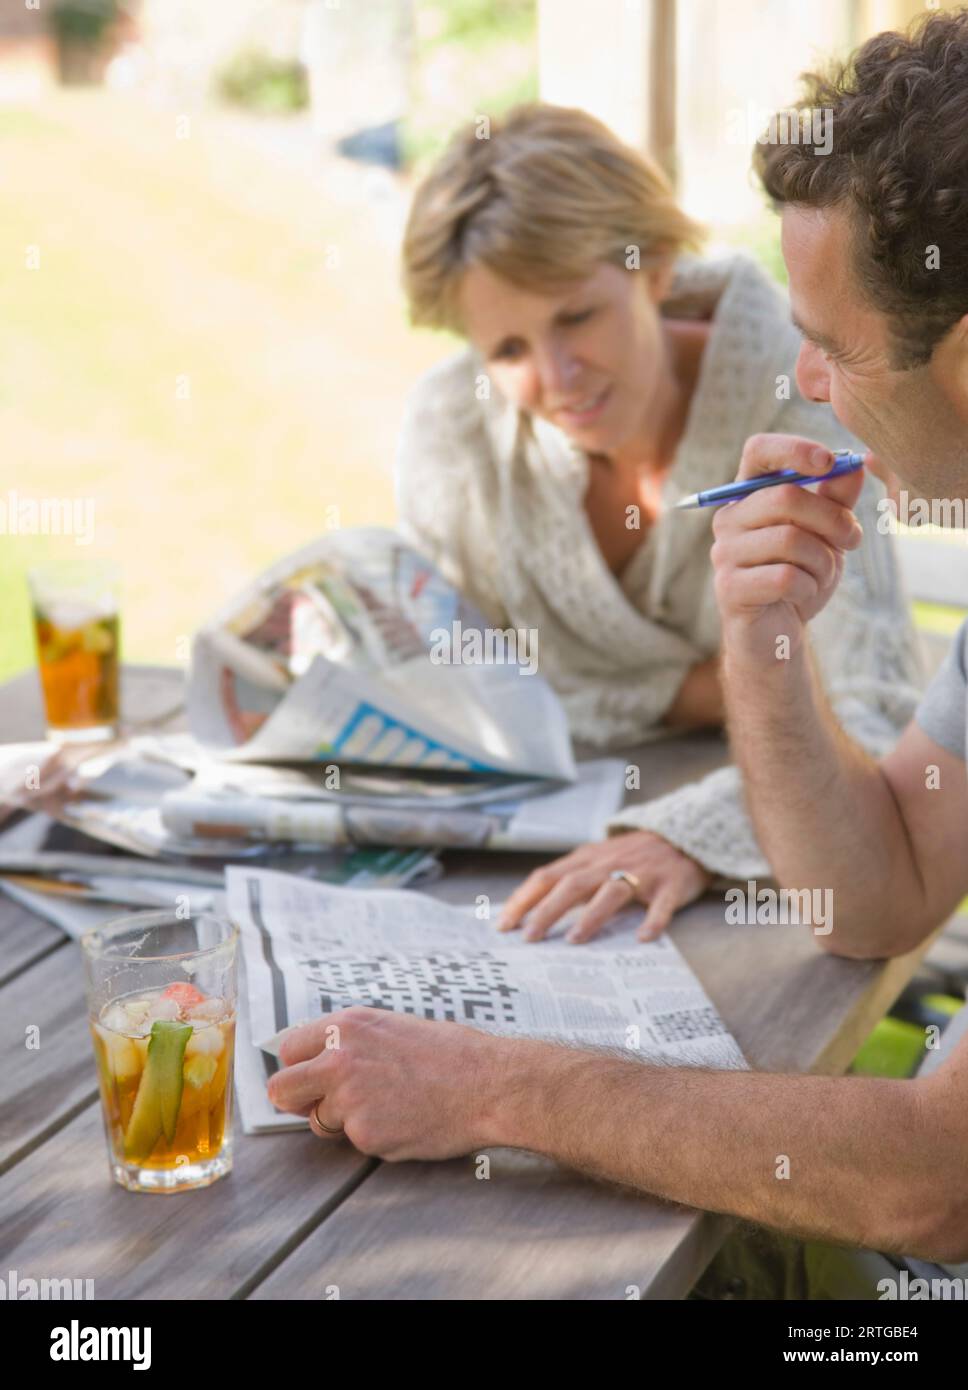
[553,383,612,431]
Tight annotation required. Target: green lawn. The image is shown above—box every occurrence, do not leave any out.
[0,93,450,681]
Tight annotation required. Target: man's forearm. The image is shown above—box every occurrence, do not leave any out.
[488,1040,964,1263]
[722,636,924,954]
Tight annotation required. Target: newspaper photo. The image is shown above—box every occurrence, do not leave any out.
[187,528,577,780]
[227,866,748,1135]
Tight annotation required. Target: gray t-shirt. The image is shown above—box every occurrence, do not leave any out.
[914,618,968,1079]
[910,621,968,1283]
[915,618,968,760]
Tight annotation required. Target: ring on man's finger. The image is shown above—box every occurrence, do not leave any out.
[309,1098,344,1137]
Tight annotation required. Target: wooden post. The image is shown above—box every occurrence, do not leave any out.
[538,0,678,180]
[646,0,677,181]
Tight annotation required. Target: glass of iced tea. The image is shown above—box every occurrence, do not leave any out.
[27,558,120,742]
[81,910,238,1194]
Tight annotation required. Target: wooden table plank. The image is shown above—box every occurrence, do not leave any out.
[0,941,97,1174]
[0,1103,375,1299]
[0,896,67,987]
[251,1149,732,1302]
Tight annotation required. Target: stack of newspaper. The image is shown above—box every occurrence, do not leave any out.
[170,528,625,852]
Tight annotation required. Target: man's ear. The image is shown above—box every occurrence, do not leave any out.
[937,311,968,423]
[953,310,968,376]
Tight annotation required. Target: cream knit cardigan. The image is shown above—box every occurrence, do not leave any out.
[394,254,924,880]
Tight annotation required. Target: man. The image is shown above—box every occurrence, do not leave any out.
[267,9,968,1292]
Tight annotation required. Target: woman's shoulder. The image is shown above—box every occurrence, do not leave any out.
[403,346,492,426]
[668,251,789,327]
[398,345,515,488]
[396,348,498,513]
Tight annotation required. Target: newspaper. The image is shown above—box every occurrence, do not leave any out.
[0,811,440,939]
[228,867,748,1135]
[0,739,256,860]
[160,755,626,852]
[187,528,576,780]
[0,727,624,856]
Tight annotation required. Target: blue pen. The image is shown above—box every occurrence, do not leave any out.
[674,451,866,510]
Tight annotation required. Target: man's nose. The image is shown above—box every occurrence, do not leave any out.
[795,339,831,404]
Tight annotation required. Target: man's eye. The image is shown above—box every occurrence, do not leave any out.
[561,309,594,327]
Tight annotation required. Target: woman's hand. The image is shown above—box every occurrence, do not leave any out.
[498,830,713,944]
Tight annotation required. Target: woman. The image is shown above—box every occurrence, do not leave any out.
[395,104,923,942]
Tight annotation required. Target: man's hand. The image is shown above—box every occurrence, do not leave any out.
[266,1006,513,1160]
[497,831,712,943]
[710,434,866,663]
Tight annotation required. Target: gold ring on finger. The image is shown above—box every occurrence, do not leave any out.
[609,868,643,902]
[310,1098,344,1137]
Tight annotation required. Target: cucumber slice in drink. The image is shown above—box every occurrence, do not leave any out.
[124,1019,193,1162]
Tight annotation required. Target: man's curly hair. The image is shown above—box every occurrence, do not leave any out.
[754,8,968,368]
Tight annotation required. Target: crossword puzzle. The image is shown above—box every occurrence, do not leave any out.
[651,1006,725,1044]
[299,952,521,1025]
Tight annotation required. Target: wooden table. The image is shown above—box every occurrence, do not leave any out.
[0,666,936,1300]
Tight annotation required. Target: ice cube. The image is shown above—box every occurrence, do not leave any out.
[94,1023,141,1081]
[101,1003,129,1034]
[118,996,153,1036]
[186,996,226,1023]
[184,1025,224,1058]
[144,994,181,1023]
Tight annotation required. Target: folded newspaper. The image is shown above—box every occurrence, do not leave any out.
[0,732,624,857]
[228,867,748,1135]
[159,754,626,852]
[188,528,577,781]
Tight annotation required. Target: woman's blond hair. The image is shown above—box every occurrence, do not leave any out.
[402,103,704,332]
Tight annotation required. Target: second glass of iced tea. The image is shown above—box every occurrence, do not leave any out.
[81,910,238,1194]
[28,557,120,742]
